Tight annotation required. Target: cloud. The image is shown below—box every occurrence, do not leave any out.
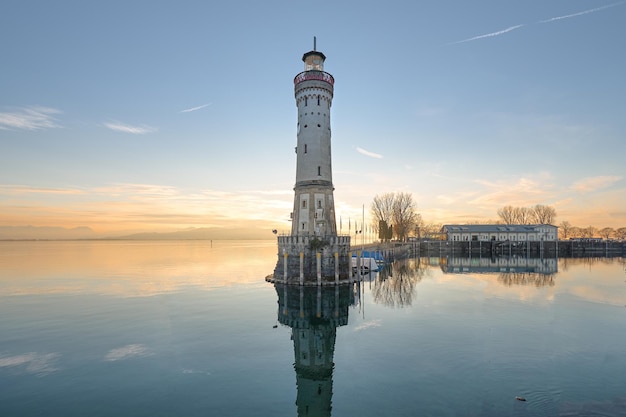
[103,121,157,134]
[469,175,553,207]
[179,103,211,113]
[0,352,60,376]
[354,319,382,331]
[0,106,61,130]
[94,183,180,198]
[539,1,625,24]
[570,176,623,193]
[104,344,152,361]
[0,185,84,195]
[356,147,383,159]
[449,24,525,45]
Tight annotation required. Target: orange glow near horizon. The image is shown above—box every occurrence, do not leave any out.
[0,240,278,297]
[1,181,625,239]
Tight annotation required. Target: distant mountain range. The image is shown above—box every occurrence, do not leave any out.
[112,227,268,240]
[0,226,98,240]
[0,225,274,240]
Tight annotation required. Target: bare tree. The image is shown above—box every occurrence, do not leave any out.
[413,213,425,238]
[581,226,597,238]
[569,226,582,238]
[599,227,615,240]
[515,206,533,224]
[532,205,557,224]
[422,222,443,239]
[370,193,395,241]
[392,192,418,242]
[559,221,572,239]
[497,206,516,224]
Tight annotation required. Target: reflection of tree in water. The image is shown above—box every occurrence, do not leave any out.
[372,258,427,308]
[497,272,555,287]
[561,256,623,272]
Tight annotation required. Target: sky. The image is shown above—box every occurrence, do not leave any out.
[1,0,625,239]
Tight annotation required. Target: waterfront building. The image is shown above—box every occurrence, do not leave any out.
[442,224,558,242]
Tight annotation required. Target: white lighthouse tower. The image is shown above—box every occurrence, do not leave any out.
[291,41,337,236]
[270,41,351,285]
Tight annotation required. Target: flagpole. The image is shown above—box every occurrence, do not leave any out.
[362,204,365,251]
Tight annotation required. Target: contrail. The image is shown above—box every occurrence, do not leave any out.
[539,1,625,23]
[448,24,525,45]
[179,103,211,113]
[449,1,624,45]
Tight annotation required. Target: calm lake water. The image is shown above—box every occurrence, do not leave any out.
[1,240,625,417]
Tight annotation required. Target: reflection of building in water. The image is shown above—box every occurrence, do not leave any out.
[274,283,356,417]
[441,257,558,287]
[441,256,557,274]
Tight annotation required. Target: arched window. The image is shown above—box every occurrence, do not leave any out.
[304,97,308,106]
[317,95,320,105]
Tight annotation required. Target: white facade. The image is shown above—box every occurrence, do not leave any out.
[442,224,558,242]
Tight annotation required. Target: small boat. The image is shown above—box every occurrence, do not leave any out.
[351,256,379,272]
[360,250,385,265]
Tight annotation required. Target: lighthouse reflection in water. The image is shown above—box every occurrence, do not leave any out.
[274,283,358,417]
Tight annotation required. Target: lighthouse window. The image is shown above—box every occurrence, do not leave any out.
[318,166,321,176]
[302,200,307,209]
[317,96,320,105]
[317,200,322,209]
[305,97,308,106]
[304,124,307,128]
[304,144,307,153]
[317,124,320,127]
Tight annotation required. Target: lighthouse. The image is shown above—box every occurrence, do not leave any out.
[269,41,351,285]
[291,42,337,236]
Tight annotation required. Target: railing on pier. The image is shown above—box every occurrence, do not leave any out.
[277,235,350,247]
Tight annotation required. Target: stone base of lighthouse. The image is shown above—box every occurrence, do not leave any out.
[268,235,352,285]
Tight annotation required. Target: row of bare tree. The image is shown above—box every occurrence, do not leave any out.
[497,205,557,225]
[369,195,626,241]
[558,221,626,240]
